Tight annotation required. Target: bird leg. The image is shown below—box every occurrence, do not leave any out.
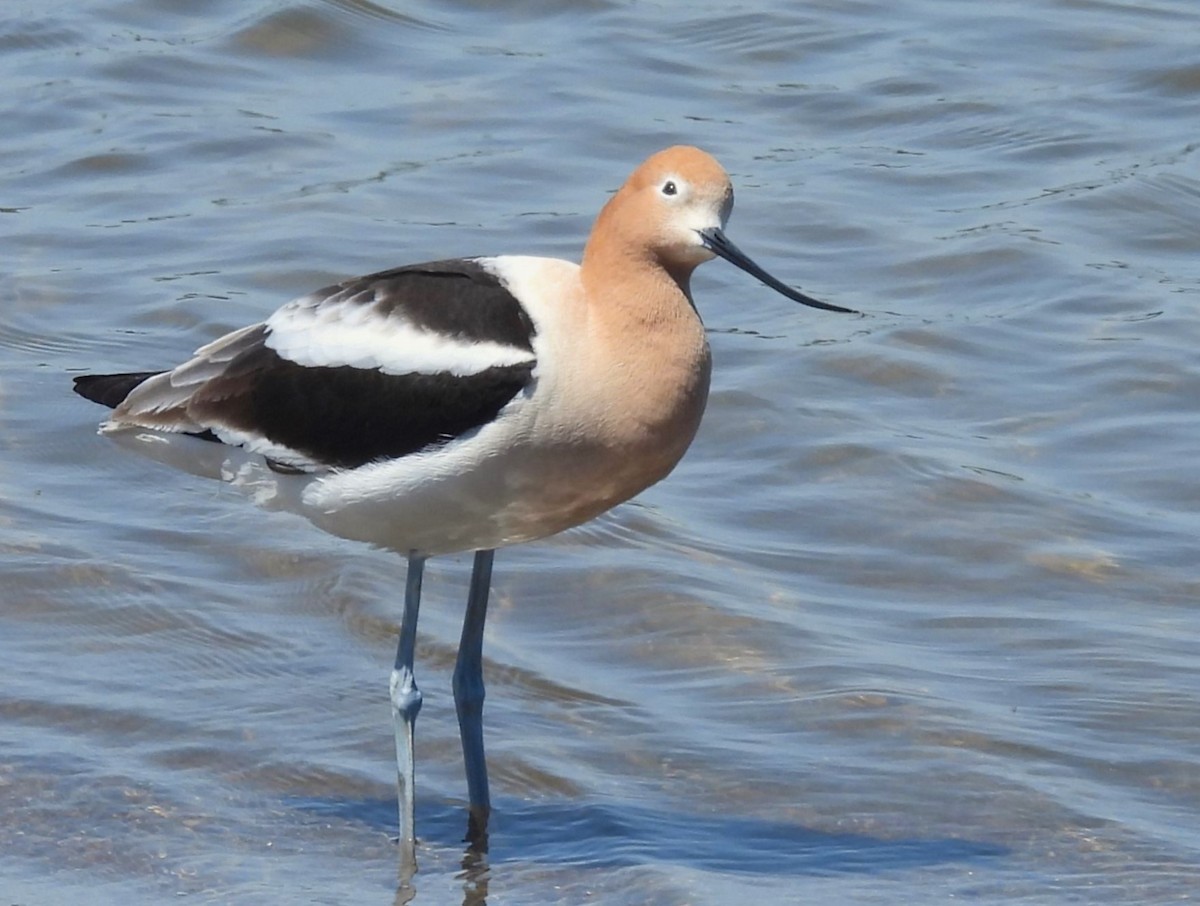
[391,553,426,851]
[453,549,495,844]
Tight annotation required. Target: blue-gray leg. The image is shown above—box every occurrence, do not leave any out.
[391,553,426,852]
[453,549,494,842]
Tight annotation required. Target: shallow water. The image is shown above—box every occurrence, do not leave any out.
[3,0,1200,902]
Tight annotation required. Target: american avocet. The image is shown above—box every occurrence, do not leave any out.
[73,145,855,852]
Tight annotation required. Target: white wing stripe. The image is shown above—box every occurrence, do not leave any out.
[265,304,535,377]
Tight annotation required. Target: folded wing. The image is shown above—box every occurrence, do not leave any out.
[75,259,538,472]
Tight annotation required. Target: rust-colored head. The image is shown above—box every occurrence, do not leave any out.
[584,145,734,280]
[584,146,855,313]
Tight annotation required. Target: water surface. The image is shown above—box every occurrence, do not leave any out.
[2,0,1199,902]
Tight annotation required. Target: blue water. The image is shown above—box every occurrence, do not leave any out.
[2,0,1199,902]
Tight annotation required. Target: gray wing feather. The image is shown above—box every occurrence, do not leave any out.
[109,323,268,432]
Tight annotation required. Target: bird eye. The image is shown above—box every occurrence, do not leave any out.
[661,180,678,196]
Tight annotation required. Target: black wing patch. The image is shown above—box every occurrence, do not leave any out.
[190,343,533,469]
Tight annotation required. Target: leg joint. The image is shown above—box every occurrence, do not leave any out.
[390,667,423,719]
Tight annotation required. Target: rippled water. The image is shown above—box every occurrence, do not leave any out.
[3,0,1199,903]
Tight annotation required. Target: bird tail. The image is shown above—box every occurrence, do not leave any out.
[72,372,160,410]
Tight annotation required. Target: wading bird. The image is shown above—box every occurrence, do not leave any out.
[74,145,855,855]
